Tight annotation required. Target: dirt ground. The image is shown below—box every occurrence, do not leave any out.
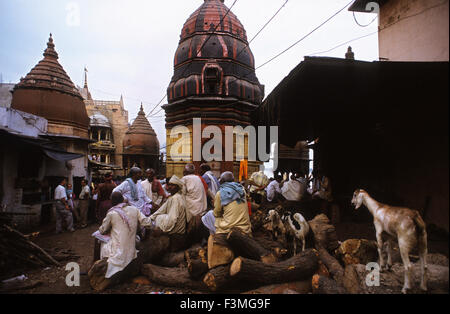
[1,221,448,294]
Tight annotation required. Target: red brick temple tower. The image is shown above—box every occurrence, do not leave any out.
[163,0,264,178]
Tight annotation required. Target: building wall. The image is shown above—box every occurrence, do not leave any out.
[85,99,129,176]
[379,0,449,61]
[165,124,261,179]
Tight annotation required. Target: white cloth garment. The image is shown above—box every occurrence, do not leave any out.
[54,185,67,201]
[201,210,216,235]
[79,185,90,200]
[204,171,219,196]
[141,179,163,205]
[99,205,153,278]
[181,175,207,221]
[266,180,281,202]
[113,180,152,212]
[281,179,303,201]
[150,192,186,235]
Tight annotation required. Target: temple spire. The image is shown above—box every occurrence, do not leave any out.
[43,33,59,59]
[84,66,88,88]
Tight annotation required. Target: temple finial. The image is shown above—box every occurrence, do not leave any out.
[44,33,58,59]
[345,46,355,60]
[84,66,88,88]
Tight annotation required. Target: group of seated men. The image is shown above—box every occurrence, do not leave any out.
[246,169,333,205]
[92,164,252,284]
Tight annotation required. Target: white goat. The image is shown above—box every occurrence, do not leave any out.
[265,209,286,242]
[351,189,428,294]
[284,212,310,255]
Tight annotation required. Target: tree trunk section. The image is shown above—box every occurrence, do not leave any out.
[203,265,233,292]
[229,249,319,287]
[138,235,170,264]
[317,247,344,283]
[226,228,277,264]
[157,251,186,267]
[207,235,234,269]
[308,214,339,252]
[141,264,207,291]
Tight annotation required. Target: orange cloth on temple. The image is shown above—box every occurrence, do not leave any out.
[239,159,248,182]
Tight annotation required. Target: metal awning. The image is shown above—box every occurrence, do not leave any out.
[0,129,84,161]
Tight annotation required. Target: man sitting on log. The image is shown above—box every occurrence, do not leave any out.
[149,175,188,251]
[89,192,154,290]
[213,172,252,236]
[182,164,209,243]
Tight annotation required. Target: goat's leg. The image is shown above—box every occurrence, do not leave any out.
[419,235,428,291]
[293,239,297,256]
[386,239,393,270]
[302,237,306,252]
[398,239,412,294]
[375,227,385,270]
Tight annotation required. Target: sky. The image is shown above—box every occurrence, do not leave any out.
[0,0,379,149]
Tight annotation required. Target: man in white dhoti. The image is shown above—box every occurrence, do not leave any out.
[95,192,153,281]
[112,167,153,216]
[281,174,304,201]
[149,175,186,236]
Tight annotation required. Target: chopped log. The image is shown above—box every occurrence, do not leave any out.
[242,280,312,294]
[308,214,339,252]
[312,274,346,294]
[88,259,111,292]
[203,265,233,292]
[141,264,207,291]
[137,235,171,264]
[230,249,319,287]
[188,259,209,281]
[342,264,363,294]
[226,228,277,264]
[317,247,344,283]
[184,245,206,263]
[4,225,60,266]
[336,239,378,266]
[185,245,209,280]
[253,235,288,259]
[157,251,186,267]
[316,261,330,277]
[207,235,234,269]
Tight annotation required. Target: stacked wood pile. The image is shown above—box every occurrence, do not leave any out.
[0,224,60,280]
[134,207,348,294]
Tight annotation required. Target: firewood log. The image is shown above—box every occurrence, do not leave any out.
[207,235,234,269]
[185,245,209,280]
[157,251,186,267]
[137,235,171,264]
[317,247,344,284]
[88,259,111,292]
[312,274,346,294]
[226,228,277,264]
[203,265,232,292]
[229,249,319,287]
[252,235,288,259]
[141,264,208,291]
[4,225,60,266]
[308,214,340,252]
